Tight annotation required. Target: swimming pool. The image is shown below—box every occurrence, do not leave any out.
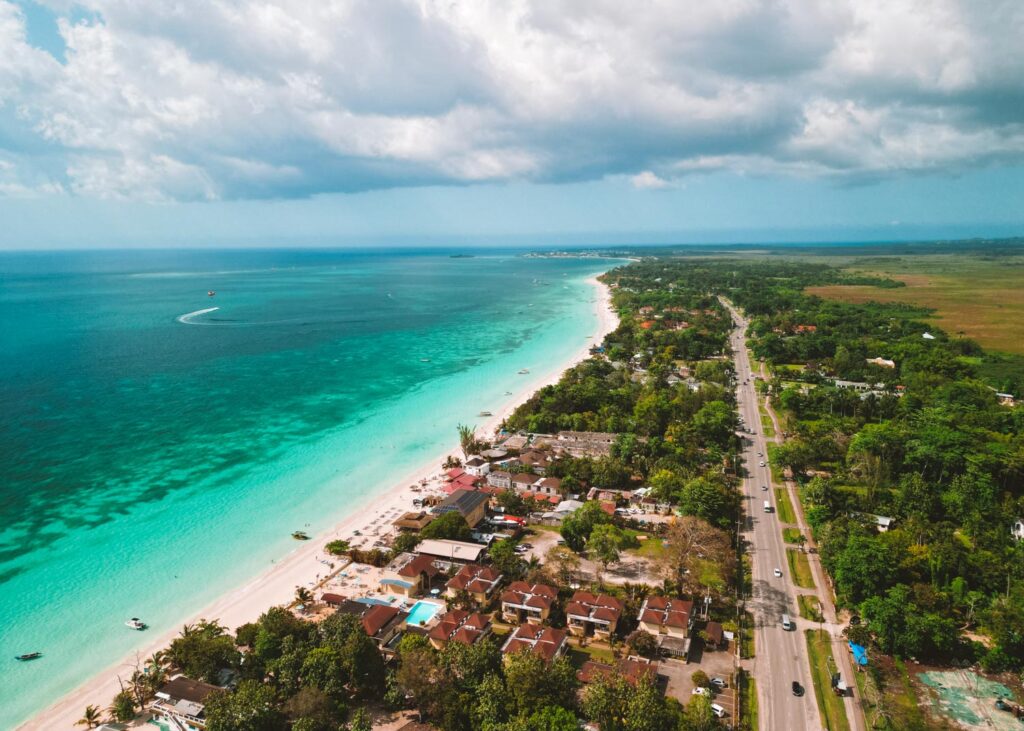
[406,599,443,626]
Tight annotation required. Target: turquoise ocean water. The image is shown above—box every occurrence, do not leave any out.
[0,249,611,727]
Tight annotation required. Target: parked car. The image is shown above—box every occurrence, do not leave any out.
[691,687,710,697]
[773,568,783,577]
[792,681,804,697]
[710,703,726,718]
[710,677,727,689]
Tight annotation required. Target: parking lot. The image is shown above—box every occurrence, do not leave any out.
[658,640,738,721]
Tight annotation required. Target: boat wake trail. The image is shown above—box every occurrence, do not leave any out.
[176,307,220,324]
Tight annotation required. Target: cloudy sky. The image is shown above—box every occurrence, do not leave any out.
[1,0,1022,248]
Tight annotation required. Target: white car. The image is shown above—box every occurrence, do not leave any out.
[759,461,765,467]
[710,677,727,689]
[710,703,726,718]
[774,568,783,577]
[762,485,768,491]
[691,686,710,697]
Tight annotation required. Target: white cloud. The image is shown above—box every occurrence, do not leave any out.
[0,0,1021,200]
[630,171,672,190]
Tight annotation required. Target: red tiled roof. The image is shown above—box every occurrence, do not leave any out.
[501,582,557,611]
[446,564,502,594]
[566,591,623,624]
[428,610,491,645]
[398,553,440,579]
[503,624,567,662]
[446,468,465,480]
[361,605,402,637]
[639,597,693,630]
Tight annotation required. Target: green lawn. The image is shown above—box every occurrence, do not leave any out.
[798,594,823,622]
[740,611,756,659]
[739,672,758,731]
[805,630,852,731]
[566,642,615,668]
[629,534,667,559]
[786,549,816,589]
[774,488,797,524]
[757,401,776,437]
[783,528,805,544]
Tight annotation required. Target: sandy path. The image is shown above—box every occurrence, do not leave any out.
[21,273,618,731]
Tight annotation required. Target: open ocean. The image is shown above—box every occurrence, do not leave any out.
[0,248,612,727]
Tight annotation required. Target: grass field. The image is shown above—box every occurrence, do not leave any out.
[803,253,1024,355]
[805,630,852,731]
[787,549,816,589]
[741,611,756,659]
[783,528,805,544]
[629,534,667,559]
[775,488,797,524]
[798,594,823,622]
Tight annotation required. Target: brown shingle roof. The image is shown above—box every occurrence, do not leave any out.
[566,591,623,624]
[446,564,502,594]
[502,624,567,662]
[397,553,440,579]
[427,610,491,645]
[361,605,403,637]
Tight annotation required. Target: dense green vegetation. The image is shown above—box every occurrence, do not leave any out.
[612,258,1024,671]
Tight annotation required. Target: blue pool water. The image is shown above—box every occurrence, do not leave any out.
[406,600,444,627]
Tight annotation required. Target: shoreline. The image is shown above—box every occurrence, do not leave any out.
[21,274,618,731]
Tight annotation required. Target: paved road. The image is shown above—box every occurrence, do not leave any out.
[724,301,822,731]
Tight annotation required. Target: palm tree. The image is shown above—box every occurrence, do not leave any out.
[295,587,313,606]
[457,423,477,457]
[75,704,102,729]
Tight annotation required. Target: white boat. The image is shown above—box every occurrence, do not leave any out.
[518,369,530,375]
[125,618,147,631]
[478,411,493,417]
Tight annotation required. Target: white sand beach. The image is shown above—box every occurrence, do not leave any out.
[21,274,618,731]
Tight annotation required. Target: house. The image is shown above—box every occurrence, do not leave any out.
[516,449,554,475]
[435,488,490,528]
[464,455,491,477]
[577,656,658,686]
[511,473,541,493]
[416,538,487,569]
[444,473,483,494]
[427,610,492,649]
[872,515,894,533]
[540,499,585,523]
[360,604,408,646]
[501,624,568,663]
[637,596,694,639]
[565,591,623,639]
[379,552,440,597]
[704,621,725,650]
[500,582,558,624]
[1012,519,1024,541]
[446,564,503,604]
[866,357,896,369]
[498,434,529,451]
[393,511,435,532]
[151,676,221,731]
[446,467,466,481]
[487,470,512,490]
[534,476,562,497]
[320,592,347,608]
[997,392,1016,407]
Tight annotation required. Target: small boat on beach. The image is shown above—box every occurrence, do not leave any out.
[292,531,310,540]
[125,617,147,631]
[15,652,42,662]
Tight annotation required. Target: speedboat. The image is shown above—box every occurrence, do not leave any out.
[292,530,310,540]
[478,411,493,417]
[15,652,42,661]
[125,618,147,631]
[207,290,216,297]
[517,369,530,375]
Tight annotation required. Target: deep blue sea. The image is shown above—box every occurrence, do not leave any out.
[0,248,612,727]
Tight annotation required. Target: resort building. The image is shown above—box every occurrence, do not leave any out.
[500,581,557,624]
[392,511,435,532]
[435,488,490,528]
[515,449,554,474]
[416,538,487,569]
[501,624,568,663]
[464,455,491,476]
[445,564,503,604]
[510,473,540,493]
[637,596,694,639]
[555,431,618,458]
[379,552,440,597]
[566,591,624,639]
[359,604,408,646]
[427,610,492,649]
[151,676,221,731]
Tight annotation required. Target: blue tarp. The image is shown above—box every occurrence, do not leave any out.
[849,642,869,665]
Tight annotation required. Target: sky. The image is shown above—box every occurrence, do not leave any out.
[0,0,1022,249]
